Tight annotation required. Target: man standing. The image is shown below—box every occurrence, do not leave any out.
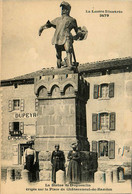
[39,1,79,68]
[51,144,65,183]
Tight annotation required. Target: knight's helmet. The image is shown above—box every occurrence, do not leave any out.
[60,1,71,15]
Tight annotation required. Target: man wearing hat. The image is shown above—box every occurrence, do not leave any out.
[51,144,65,183]
[39,1,80,68]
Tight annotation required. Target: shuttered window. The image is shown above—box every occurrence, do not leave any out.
[93,83,114,99]
[92,112,116,131]
[8,99,25,111]
[91,140,115,159]
[9,122,24,136]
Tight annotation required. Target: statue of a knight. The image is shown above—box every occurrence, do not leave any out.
[39,1,88,68]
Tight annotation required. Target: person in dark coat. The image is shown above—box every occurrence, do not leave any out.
[67,143,81,183]
[51,144,65,183]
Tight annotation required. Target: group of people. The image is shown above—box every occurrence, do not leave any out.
[51,143,81,183]
[24,142,81,183]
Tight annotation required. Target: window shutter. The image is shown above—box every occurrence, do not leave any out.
[9,122,13,132]
[35,98,39,111]
[98,141,100,158]
[93,85,99,99]
[8,100,13,112]
[92,114,98,131]
[98,113,101,130]
[20,99,24,111]
[109,112,116,131]
[109,83,114,98]
[19,122,24,134]
[108,141,115,159]
[92,141,97,152]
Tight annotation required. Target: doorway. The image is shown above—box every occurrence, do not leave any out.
[19,143,29,165]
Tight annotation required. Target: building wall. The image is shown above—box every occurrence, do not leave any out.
[86,72,132,170]
[1,84,37,167]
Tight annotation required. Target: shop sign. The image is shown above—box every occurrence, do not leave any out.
[14,112,38,119]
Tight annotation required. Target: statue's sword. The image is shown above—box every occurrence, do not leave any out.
[72,26,88,66]
[72,46,76,64]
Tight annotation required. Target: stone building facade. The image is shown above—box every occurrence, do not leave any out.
[85,68,131,181]
[1,82,37,166]
[1,57,132,182]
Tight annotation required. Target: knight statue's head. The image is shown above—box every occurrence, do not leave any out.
[60,1,71,16]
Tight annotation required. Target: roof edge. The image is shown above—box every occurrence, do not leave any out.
[1,56,132,84]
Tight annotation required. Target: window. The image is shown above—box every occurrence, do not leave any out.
[101,84,109,98]
[100,113,109,130]
[92,140,115,159]
[93,83,114,99]
[92,112,116,131]
[9,122,24,136]
[13,100,20,110]
[99,141,108,157]
[8,99,24,112]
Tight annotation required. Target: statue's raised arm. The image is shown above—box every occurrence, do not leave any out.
[39,20,56,36]
[39,1,88,68]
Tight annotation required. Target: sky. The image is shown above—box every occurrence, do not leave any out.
[1,0,132,79]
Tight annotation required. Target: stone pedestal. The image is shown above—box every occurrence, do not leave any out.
[106,169,113,183]
[7,168,15,181]
[113,168,118,183]
[34,73,89,152]
[56,170,65,184]
[22,169,29,182]
[34,72,91,181]
[94,171,106,183]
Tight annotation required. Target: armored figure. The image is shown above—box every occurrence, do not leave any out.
[39,1,87,68]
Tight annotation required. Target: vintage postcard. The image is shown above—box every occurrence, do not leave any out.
[1,0,132,194]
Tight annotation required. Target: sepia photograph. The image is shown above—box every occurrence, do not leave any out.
[0,0,132,193]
